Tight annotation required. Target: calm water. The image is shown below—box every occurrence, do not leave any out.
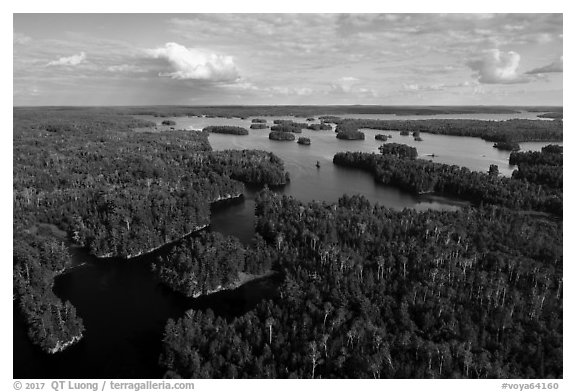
[138,113,561,180]
[13,233,282,379]
[15,112,561,378]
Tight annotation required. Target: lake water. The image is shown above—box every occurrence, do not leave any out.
[13,235,283,379]
[138,113,561,180]
[14,112,562,378]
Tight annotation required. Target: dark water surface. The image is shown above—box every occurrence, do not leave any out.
[14,234,282,379]
[14,113,561,378]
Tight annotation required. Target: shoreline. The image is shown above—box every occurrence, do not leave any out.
[93,192,244,259]
[47,332,84,354]
[188,270,276,298]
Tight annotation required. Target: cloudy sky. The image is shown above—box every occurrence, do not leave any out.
[13,13,563,106]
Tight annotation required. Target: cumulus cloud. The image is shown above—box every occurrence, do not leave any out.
[526,57,563,74]
[146,42,239,82]
[467,49,528,84]
[47,52,87,66]
[330,77,360,93]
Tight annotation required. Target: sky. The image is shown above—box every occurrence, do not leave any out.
[13,13,563,106]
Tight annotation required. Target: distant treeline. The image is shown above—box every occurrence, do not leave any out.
[334,119,562,143]
[537,113,562,119]
[104,105,562,118]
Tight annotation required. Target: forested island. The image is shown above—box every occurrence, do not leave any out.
[297,137,311,145]
[336,129,365,140]
[13,108,288,353]
[203,125,249,135]
[269,131,296,141]
[493,141,520,151]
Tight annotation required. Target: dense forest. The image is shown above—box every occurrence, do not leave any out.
[510,146,563,189]
[161,190,562,378]
[13,231,85,353]
[333,118,562,143]
[13,108,288,353]
[153,232,275,297]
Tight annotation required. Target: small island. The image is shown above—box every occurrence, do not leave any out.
[400,130,410,136]
[252,118,267,123]
[250,123,269,129]
[297,137,311,145]
[203,126,249,135]
[336,129,365,140]
[493,141,520,151]
[271,120,307,133]
[375,134,388,141]
[306,117,315,121]
[269,131,296,141]
[161,120,176,126]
